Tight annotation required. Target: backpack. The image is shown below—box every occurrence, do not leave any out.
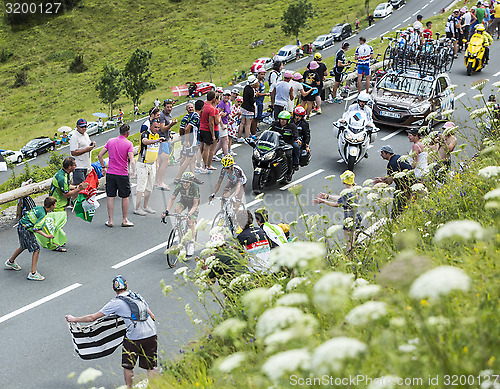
[117,292,149,321]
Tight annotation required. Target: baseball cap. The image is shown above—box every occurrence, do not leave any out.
[76,118,87,127]
[378,145,394,154]
[314,52,322,60]
[112,275,127,291]
[231,88,239,94]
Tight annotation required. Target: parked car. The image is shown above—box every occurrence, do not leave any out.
[371,71,455,129]
[250,57,274,73]
[373,2,393,17]
[21,137,56,158]
[192,82,216,96]
[275,45,302,64]
[390,0,406,9]
[312,34,335,50]
[330,23,352,41]
[1,149,23,164]
[86,121,100,136]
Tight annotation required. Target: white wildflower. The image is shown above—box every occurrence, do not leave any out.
[360,186,373,194]
[215,352,247,373]
[478,166,500,179]
[411,183,427,192]
[313,272,354,312]
[325,174,336,181]
[378,197,394,206]
[311,337,366,375]
[268,284,284,297]
[352,284,382,299]
[473,94,484,101]
[242,288,273,316]
[426,316,450,329]
[367,375,402,389]
[326,224,342,236]
[195,218,209,232]
[193,319,202,324]
[286,277,308,291]
[77,368,102,385]
[213,318,246,339]
[389,317,405,328]
[363,178,374,186]
[470,107,488,119]
[184,303,193,318]
[409,266,471,300]
[446,84,457,91]
[398,344,417,353]
[229,273,251,289]
[424,221,432,227]
[345,301,388,325]
[256,306,318,339]
[434,220,485,242]
[174,266,189,276]
[484,187,500,200]
[276,293,309,306]
[270,242,325,272]
[367,193,380,201]
[261,348,311,382]
[288,184,303,195]
[373,182,388,190]
[493,81,500,88]
[363,211,374,220]
[340,187,356,197]
[160,280,173,296]
[441,109,454,117]
[426,111,438,120]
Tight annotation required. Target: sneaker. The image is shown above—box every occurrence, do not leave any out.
[212,155,221,162]
[250,135,257,140]
[316,109,322,115]
[229,151,237,156]
[237,137,245,143]
[187,241,195,257]
[134,208,147,216]
[5,260,21,271]
[198,167,210,174]
[194,166,203,173]
[143,207,156,214]
[27,271,45,281]
[333,97,343,104]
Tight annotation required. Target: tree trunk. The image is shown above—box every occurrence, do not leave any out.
[209,66,213,83]
[365,0,370,17]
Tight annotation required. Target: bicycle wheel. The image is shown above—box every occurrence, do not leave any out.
[166,227,181,268]
[212,211,227,230]
[383,46,392,71]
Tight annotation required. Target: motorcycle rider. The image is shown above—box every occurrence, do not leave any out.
[269,110,298,183]
[291,106,311,171]
[341,91,374,126]
[471,24,493,65]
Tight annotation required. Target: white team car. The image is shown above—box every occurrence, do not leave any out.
[1,149,24,164]
[374,2,393,17]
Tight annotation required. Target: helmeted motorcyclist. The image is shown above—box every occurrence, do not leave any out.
[292,106,311,170]
[342,91,374,126]
[472,24,493,65]
[270,110,298,182]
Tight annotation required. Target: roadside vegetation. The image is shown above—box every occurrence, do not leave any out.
[0,0,386,150]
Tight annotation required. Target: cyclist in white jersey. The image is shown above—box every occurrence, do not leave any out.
[209,155,247,210]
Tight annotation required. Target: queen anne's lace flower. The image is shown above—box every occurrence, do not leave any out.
[367,375,402,389]
[229,273,252,289]
[311,337,366,375]
[326,224,342,237]
[270,242,325,272]
[352,284,381,300]
[256,307,318,339]
[345,301,388,325]
[261,348,311,381]
[313,272,353,312]
[215,352,247,373]
[213,318,246,339]
[434,220,485,242]
[77,368,102,385]
[286,277,308,291]
[409,266,471,300]
[484,187,500,200]
[478,166,500,179]
[276,293,309,306]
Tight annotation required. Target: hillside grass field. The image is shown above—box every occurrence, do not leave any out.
[0,0,384,150]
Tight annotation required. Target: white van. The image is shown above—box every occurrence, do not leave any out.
[275,45,302,63]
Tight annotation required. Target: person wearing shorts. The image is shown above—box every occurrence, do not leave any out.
[209,155,247,211]
[199,91,219,170]
[214,90,232,159]
[162,171,200,256]
[355,36,373,93]
[66,275,158,389]
[99,124,135,227]
[332,42,350,103]
[156,100,177,190]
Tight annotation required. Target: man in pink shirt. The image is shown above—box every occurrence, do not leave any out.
[98,124,136,227]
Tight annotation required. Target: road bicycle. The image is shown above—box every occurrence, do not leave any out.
[210,196,246,237]
[162,213,190,268]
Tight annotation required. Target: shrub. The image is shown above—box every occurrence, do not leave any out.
[0,48,14,63]
[13,70,28,88]
[69,53,88,73]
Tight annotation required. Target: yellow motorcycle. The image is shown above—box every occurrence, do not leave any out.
[464,35,486,76]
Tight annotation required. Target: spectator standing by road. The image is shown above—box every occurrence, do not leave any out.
[302,65,320,119]
[407,128,429,179]
[97,118,103,134]
[268,61,283,109]
[331,42,350,103]
[290,73,313,107]
[429,121,458,180]
[368,13,374,26]
[214,90,232,159]
[140,107,160,134]
[134,105,139,120]
[118,109,124,124]
[70,118,96,185]
[251,67,270,135]
[413,14,424,32]
[355,17,360,33]
[156,100,177,190]
[355,36,374,94]
[488,1,500,38]
[373,145,413,218]
[272,71,294,120]
[98,124,135,228]
[423,21,434,41]
[134,120,165,216]
[308,53,327,114]
[5,196,57,281]
[199,91,219,171]
[65,276,158,389]
[228,96,242,153]
[154,98,161,109]
[238,76,259,141]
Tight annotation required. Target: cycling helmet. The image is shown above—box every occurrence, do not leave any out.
[231,88,239,94]
[314,52,322,60]
[293,106,306,116]
[358,91,370,103]
[278,223,290,234]
[293,72,303,81]
[309,61,320,70]
[181,171,195,182]
[223,90,231,96]
[221,154,234,168]
[113,275,127,291]
[476,24,485,32]
[278,110,292,121]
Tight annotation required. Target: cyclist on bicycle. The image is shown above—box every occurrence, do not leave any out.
[471,24,493,65]
[331,42,351,104]
[342,91,374,126]
[209,155,247,211]
[292,106,311,171]
[270,110,298,183]
[162,171,200,256]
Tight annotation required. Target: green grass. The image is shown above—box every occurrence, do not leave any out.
[0,0,388,150]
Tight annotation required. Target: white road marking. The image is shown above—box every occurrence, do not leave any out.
[454,92,466,101]
[471,79,489,89]
[0,283,81,324]
[381,30,390,37]
[403,17,411,23]
[280,169,324,190]
[494,71,500,77]
[381,128,404,141]
[231,144,242,149]
[296,56,309,63]
[413,9,420,16]
[366,25,374,30]
[422,4,428,9]
[246,198,263,208]
[383,14,391,20]
[399,3,405,8]
[392,23,401,30]
[112,242,169,269]
[430,0,434,2]
[177,102,187,107]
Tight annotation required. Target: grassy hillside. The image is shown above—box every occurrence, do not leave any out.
[0,0,383,150]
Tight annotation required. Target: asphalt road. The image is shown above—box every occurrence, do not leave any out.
[3,0,500,387]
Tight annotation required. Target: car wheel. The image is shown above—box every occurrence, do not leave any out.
[32,151,37,158]
[17,156,22,163]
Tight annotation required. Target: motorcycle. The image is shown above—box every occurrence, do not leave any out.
[333,110,379,171]
[246,130,295,194]
[464,35,486,76]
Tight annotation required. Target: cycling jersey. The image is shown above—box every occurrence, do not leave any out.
[334,49,347,74]
[343,103,374,126]
[355,43,373,66]
[137,130,160,164]
[237,226,271,272]
[219,164,247,185]
[173,182,200,202]
[445,15,458,33]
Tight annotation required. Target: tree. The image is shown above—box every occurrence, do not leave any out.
[95,64,122,118]
[122,49,155,107]
[281,0,317,45]
[365,0,370,17]
[199,41,218,83]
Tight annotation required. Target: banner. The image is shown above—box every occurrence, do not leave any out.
[69,315,126,360]
[171,84,189,97]
[74,169,100,222]
[34,211,68,250]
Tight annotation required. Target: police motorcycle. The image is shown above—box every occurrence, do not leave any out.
[333,94,379,171]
